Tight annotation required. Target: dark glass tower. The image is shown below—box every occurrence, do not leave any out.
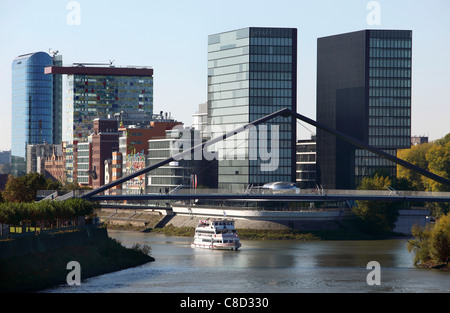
[11,52,61,176]
[208,27,297,192]
[316,29,412,189]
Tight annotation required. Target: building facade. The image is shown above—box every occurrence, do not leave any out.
[296,137,317,189]
[44,65,153,145]
[11,51,63,176]
[91,118,119,189]
[208,27,297,192]
[316,29,412,189]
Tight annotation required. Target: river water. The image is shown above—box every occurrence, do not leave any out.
[45,230,449,293]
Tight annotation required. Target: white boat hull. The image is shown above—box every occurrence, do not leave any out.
[191,242,241,251]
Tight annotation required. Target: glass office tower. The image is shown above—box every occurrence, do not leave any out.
[208,27,297,192]
[11,52,55,176]
[45,65,154,144]
[317,30,412,189]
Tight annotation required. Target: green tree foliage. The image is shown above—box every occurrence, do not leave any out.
[407,213,450,268]
[0,198,98,231]
[398,134,450,192]
[354,174,401,235]
[397,143,432,191]
[2,173,61,203]
[397,133,450,217]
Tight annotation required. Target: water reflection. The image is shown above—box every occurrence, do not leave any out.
[44,230,450,293]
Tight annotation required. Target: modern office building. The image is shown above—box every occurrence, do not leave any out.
[146,128,217,194]
[91,117,119,189]
[11,51,63,176]
[116,120,182,195]
[208,27,297,192]
[411,136,428,146]
[76,141,92,187]
[44,64,153,145]
[192,102,209,140]
[296,137,317,189]
[316,29,412,189]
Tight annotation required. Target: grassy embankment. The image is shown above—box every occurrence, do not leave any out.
[0,229,154,293]
[144,220,390,241]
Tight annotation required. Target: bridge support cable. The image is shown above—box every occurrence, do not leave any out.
[82,108,291,199]
[82,108,450,201]
[285,109,450,188]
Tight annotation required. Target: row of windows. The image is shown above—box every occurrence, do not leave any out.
[369,126,410,137]
[355,149,397,157]
[250,63,294,73]
[368,136,411,148]
[250,97,293,107]
[249,173,293,183]
[296,164,316,171]
[369,48,411,59]
[369,79,411,88]
[249,88,292,98]
[209,88,248,101]
[369,88,411,98]
[369,58,411,68]
[369,107,411,118]
[369,68,411,78]
[296,144,316,153]
[250,37,293,47]
[250,54,293,64]
[209,72,249,85]
[369,97,410,107]
[208,46,249,62]
[296,172,316,180]
[149,176,183,186]
[250,72,292,81]
[369,38,412,49]
[208,63,249,76]
[74,77,153,85]
[149,141,171,149]
[355,156,397,167]
[369,117,411,127]
[250,45,293,55]
[297,154,316,163]
[249,80,292,89]
[209,80,249,93]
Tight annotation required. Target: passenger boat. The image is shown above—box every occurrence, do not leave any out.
[191,219,241,250]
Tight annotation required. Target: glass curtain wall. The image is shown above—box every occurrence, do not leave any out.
[11,52,54,176]
[355,30,412,184]
[208,27,297,192]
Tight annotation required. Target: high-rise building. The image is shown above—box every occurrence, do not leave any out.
[44,64,154,145]
[91,117,119,189]
[208,27,297,192]
[316,29,412,189]
[11,51,63,176]
[296,137,317,189]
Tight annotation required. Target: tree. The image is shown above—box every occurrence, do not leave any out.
[2,173,61,203]
[422,141,450,192]
[407,213,450,268]
[354,174,401,235]
[397,143,431,191]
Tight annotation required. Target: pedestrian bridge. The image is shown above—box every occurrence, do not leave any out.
[75,187,450,203]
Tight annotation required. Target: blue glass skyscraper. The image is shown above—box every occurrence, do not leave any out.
[11,52,59,176]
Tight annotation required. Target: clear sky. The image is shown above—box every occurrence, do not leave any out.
[0,0,449,151]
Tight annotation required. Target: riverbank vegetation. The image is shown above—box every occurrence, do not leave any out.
[134,220,390,241]
[407,213,450,270]
[0,198,99,234]
[354,174,404,237]
[0,230,154,293]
